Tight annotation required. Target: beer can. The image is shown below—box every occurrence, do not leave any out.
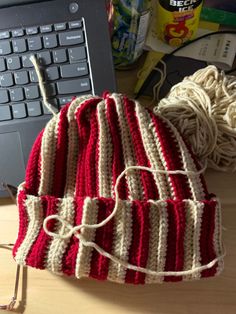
[157,0,203,47]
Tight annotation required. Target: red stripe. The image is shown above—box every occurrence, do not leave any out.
[174,201,185,277]
[25,196,59,269]
[13,189,28,257]
[125,201,150,284]
[151,113,192,200]
[200,200,217,278]
[89,198,114,280]
[123,97,159,200]
[164,200,185,282]
[25,130,44,195]
[106,97,128,199]
[52,105,69,197]
[85,109,99,197]
[95,130,100,197]
[61,197,84,276]
[75,98,101,196]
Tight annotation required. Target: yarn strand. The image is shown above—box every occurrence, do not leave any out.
[42,163,222,278]
[154,66,236,171]
[30,55,57,116]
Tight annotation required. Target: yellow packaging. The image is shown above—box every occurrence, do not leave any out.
[157,0,203,46]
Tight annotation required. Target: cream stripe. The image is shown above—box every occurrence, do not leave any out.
[15,196,43,265]
[184,200,203,280]
[68,95,94,122]
[191,201,203,280]
[75,197,98,278]
[107,201,132,283]
[97,101,113,197]
[135,103,172,199]
[145,203,160,283]
[38,115,59,195]
[112,93,143,200]
[155,201,168,283]
[183,200,195,281]
[64,96,93,196]
[161,115,205,200]
[213,200,224,275]
[46,197,75,274]
[64,117,78,196]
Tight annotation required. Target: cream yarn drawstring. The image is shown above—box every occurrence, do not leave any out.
[43,164,225,278]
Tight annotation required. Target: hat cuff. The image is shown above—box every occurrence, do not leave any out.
[13,185,224,284]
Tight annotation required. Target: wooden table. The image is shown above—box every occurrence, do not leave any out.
[0,68,236,314]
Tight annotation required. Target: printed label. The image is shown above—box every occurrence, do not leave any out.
[159,0,202,12]
[157,0,203,46]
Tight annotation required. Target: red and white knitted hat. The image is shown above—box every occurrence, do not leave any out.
[13,93,224,284]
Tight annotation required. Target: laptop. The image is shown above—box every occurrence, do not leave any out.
[0,0,116,196]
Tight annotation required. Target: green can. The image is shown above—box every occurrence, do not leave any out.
[109,0,151,68]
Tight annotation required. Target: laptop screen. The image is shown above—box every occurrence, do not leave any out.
[0,0,52,8]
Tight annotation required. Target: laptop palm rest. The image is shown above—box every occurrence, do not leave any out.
[0,132,25,196]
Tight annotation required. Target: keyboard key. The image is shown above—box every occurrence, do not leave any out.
[45,66,60,81]
[42,98,58,114]
[24,85,39,99]
[42,103,53,115]
[59,30,84,46]
[43,34,58,49]
[10,88,24,102]
[14,71,29,85]
[57,78,90,94]
[12,103,27,119]
[49,98,58,108]
[27,101,42,116]
[60,62,88,78]
[12,29,24,37]
[40,25,53,33]
[22,54,33,68]
[0,89,9,103]
[29,69,42,83]
[28,36,42,51]
[0,58,6,72]
[58,96,73,106]
[68,46,86,63]
[45,83,57,96]
[6,56,21,70]
[0,31,10,39]
[26,26,38,35]
[69,20,82,29]
[52,49,67,63]
[0,41,12,55]
[0,73,14,87]
[12,38,27,53]
[0,105,11,121]
[54,23,66,31]
[37,51,52,65]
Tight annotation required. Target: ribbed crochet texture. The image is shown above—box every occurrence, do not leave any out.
[13,93,224,284]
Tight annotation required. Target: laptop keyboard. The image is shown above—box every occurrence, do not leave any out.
[0,19,92,121]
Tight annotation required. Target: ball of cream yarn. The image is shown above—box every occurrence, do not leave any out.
[154,65,236,171]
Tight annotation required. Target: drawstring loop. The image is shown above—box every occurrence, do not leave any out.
[42,163,226,278]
